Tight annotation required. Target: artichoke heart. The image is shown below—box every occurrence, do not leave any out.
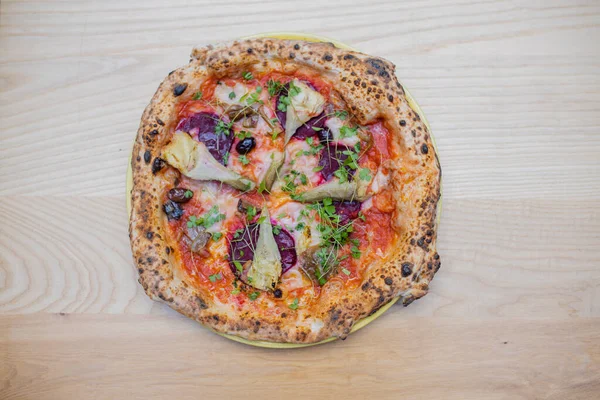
[297,180,370,203]
[259,151,285,192]
[162,131,255,191]
[247,207,282,291]
[285,79,325,144]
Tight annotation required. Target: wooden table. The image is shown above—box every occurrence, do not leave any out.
[1,1,599,398]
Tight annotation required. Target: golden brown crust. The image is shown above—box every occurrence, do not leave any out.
[129,38,441,343]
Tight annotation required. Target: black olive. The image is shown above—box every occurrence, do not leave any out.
[152,157,165,174]
[173,83,187,97]
[168,188,193,203]
[235,137,256,154]
[317,128,333,143]
[401,262,413,277]
[163,200,184,220]
[273,289,282,298]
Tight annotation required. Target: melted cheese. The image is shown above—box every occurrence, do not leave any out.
[214,82,249,105]
[272,140,321,192]
[325,117,360,147]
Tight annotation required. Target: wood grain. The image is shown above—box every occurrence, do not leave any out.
[1,0,599,398]
[1,314,599,400]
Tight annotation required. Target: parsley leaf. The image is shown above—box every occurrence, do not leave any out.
[212,232,223,241]
[239,155,250,165]
[208,273,222,283]
[246,205,257,221]
[187,205,226,230]
[267,79,284,96]
[340,125,357,138]
[184,190,193,199]
[334,110,348,120]
[272,225,282,235]
[359,168,372,182]
[248,291,260,301]
[233,260,243,274]
[228,91,236,100]
[215,120,232,136]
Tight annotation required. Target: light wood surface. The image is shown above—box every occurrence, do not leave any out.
[1,0,599,399]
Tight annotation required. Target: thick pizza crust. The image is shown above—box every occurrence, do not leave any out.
[129,38,441,343]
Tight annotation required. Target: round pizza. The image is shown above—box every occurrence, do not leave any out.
[129,38,441,344]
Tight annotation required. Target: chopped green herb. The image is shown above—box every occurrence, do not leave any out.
[342,268,351,276]
[242,71,253,80]
[248,291,260,301]
[359,168,372,182]
[334,110,348,120]
[212,232,223,241]
[272,225,282,235]
[295,222,306,231]
[313,165,324,172]
[187,205,226,230]
[246,205,257,221]
[231,288,241,295]
[267,79,284,96]
[228,91,236,100]
[208,273,222,282]
[215,120,232,136]
[358,211,366,221]
[239,155,250,165]
[311,126,323,131]
[289,298,299,310]
[192,91,202,100]
[236,130,252,140]
[223,151,229,165]
[184,190,193,199]
[340,125,357,138]
[233,260,243,274]
[233,228,244,239]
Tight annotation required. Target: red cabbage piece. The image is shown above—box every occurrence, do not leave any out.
[318,143,356,181]
[176,112,233,165]
[229,222,297,277]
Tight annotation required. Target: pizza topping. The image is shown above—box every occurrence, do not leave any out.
[162,131,254,191]
[333,200,362,225]
[151,157,166,175]
[214,82,249,106]
[173,83,187,97]
[229,215,298,288]
[163,200,184,221]
[176,112,233,165]
[167,188,193,203]
[283,80,326,144]
[318,143,355,182]
[292,113,327,141]
[297,180,368,203]
[245,208,282,291]
[259,151,285,192]
[185,225,211,254]
[235,137,256,155]
[324,117,360,147]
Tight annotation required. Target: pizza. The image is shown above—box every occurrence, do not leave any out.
[129,38,441,344]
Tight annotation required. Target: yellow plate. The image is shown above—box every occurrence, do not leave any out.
[126,32,438,348]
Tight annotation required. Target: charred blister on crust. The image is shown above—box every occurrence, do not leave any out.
[129,38,442,344]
